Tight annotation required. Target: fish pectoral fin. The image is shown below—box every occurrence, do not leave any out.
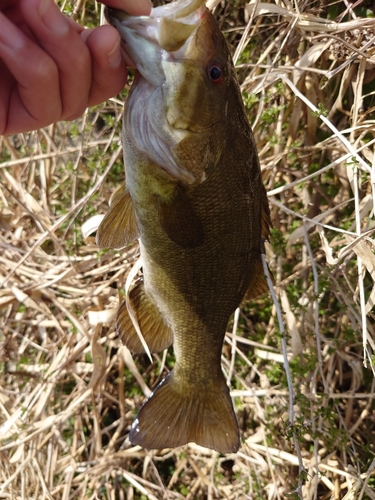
[117,280,173,354]
[129,371,240,454]
[157,185,205,248]
[96,184,139,249]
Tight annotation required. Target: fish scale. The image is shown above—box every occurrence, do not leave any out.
[98,0,271,453]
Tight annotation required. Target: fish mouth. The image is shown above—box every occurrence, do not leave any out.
[104,1,206,88]
[105,1,208,185]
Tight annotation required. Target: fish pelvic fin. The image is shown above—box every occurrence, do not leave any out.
[96,184,139,249]
[157,185,205,249]
[129,371,240,454]
[117,280,173,354]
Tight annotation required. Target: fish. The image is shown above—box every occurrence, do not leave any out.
[98,0,271,454]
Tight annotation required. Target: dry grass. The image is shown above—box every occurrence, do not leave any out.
[1,0,375,498]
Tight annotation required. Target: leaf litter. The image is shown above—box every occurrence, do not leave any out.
[1,0,375,498]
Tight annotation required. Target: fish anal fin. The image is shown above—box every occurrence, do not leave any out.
[116,280,173,354]
[157,185,204,248]
[96,185,139,249]
[129,371,240,454]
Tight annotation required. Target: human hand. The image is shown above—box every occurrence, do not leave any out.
[0,0,152,135]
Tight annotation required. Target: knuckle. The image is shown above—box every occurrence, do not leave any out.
[32,57,58,85]
[71,49,90,75]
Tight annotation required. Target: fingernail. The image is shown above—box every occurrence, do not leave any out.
[39,0,69,36]
[0,12,24,50]
[107,36,122,68]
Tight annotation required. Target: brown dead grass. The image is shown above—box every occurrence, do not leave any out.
[1,0,375,499]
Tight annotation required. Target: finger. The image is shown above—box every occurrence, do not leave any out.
[0,11,61,134]
[19,0,92,121]
[0,62,16,134]
[83,25,128,106]
[99,0,152,16]
[99,0,151,67]
[0,0,15,11]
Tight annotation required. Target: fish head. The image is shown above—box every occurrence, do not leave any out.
[105,0,234,185]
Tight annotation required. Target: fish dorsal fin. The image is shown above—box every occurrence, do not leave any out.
[244,186,273,301]
[96,184,139,249]
[261,185,271,240]
[117,279,173,354]
[157,185,205,248]
[244,256,270,301]
[129,370,240,454]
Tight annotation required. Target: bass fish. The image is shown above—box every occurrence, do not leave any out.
[99,0,270,454]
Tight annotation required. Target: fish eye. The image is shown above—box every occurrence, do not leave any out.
[207,62,224,85]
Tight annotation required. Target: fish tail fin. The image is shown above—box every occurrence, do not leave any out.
[129,371,239,454]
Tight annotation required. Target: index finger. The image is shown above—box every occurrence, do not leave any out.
[0,0,16,10]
